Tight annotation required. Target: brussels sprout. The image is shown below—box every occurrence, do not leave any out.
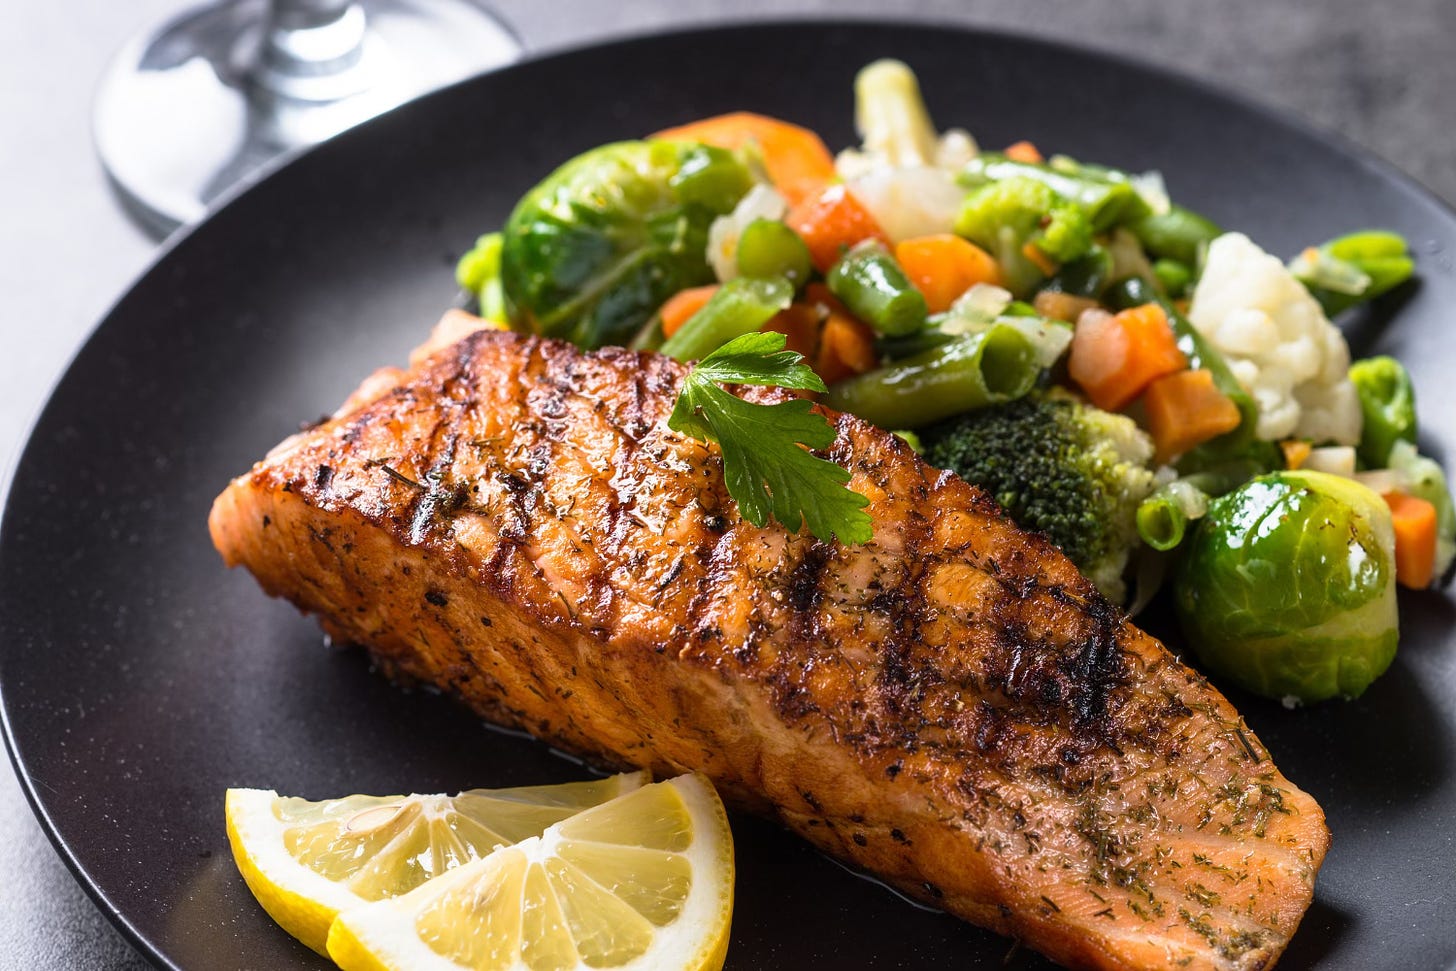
[500,140,753,348]
[1175,470,1398,704]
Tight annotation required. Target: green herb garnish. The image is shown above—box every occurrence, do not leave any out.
[669,332,872,544]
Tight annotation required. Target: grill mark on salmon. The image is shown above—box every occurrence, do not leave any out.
[211,328,1329,971]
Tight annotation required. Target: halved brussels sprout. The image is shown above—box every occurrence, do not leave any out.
[500,140,753,349]
[1174,470,1398,704]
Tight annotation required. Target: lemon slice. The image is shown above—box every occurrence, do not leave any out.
[327,773,734,971]
[225,772,646,956]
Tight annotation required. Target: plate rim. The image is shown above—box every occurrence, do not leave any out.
[4,16,1455,970]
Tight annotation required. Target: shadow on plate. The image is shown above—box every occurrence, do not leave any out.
[1276,895,1355,969]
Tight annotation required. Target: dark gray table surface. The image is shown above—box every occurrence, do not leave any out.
[2,1,1452,967]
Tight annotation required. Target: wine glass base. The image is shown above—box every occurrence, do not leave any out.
[94,0,521,237]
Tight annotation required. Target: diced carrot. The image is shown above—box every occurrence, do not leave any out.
[787,184,890,273]
[815,310,879,385]
[1004,140,1044,164]
[1032,290,1100,324]
[659,285,719,338]
[799,283,877,384]
[1140,369,1242,464]
[1068,303,1188,412]
[652,111,837,206]
[1281,439,1313,470]
[761,302,821,359]
[894,235,1003,313]
[1383,491,1438,589]
[1021,241,1059,277]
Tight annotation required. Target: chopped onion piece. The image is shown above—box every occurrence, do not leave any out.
[1130,170,1171,217]
[943,283,1012,329]
[1353,469,1401,495]
[1107,227,1158,286]
[1164,479,1211,520]
[1000,316,1074,369]
[849,167,966,241]
[1288,247,1372,296]
[1302,445,1358,477]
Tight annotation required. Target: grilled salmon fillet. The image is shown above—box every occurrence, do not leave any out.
[210,327,1329,970]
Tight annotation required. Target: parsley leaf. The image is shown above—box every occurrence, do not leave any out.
[669,332,873,544]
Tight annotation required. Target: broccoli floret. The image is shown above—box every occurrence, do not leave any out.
[954,177,1094,297]
[922,394,1157,602]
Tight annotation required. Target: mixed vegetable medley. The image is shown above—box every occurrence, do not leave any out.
[456,60,1453,706]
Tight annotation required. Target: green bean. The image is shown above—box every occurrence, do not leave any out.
[1136,480,1211,551]
[891,429,925,454]
[1136,497,1187,552]
[826,242,929,337]
[660,276,793,362]
[1130,204,1222,266]
[1043,246,1114,297]
[1292,230,1415,316]
[962,155,1148,230]
[877,320,955,361]
[1327,229,1408,261]
[736,219,812,286]
[1349,356,1417,467]
[1152,258,1192,297]
[823,323,1039,429]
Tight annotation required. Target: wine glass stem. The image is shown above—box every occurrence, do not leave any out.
[258,0,368,99]
[271,0,356,30]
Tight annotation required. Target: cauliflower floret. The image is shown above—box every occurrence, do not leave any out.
[1188,233,1362,444]
[831,59,978,242]
[847,166,965,241]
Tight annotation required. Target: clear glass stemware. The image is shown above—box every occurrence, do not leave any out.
[94,0,521,236]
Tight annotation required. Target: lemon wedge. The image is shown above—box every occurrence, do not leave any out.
[326,773,734,971]
[225,772,645,956]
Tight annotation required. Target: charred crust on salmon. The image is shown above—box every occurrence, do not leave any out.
[210,328,1331,971]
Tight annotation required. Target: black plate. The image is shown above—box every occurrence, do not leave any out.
[4,20,1455,971]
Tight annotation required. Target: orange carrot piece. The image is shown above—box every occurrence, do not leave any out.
[1140,369,1242,464]
[1383,491,1438,589]
[1068,303,1188,412]
[652,111,837,206]
[1021,241,1059,277]
[659,285,719,338]
[1281,439,1313,470]
[816,311,879,385]
[1032,290,1100,324]
[1004,140,1044,164]
[894,235,1003,313]
[799,283,878,384]
[761,302,821,359]
[787,185,890,273]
